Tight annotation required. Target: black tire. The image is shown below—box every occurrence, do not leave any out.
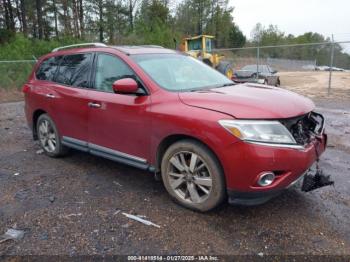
[161,139,226,212]
[36,114,68,157]
[276,78,281,87]
[202,59,213,67]
[217,61,233,79]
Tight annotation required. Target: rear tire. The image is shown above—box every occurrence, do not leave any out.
[37,114,68,157]
[161,139,226,212]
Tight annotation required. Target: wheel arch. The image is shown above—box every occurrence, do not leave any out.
[32,109,47,140]
[155,134,224,175]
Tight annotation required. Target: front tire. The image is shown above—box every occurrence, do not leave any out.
[276,78,281,87]
[161,139,226,212]
[37,114,68,157]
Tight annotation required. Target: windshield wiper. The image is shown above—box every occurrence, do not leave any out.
[212,83,235,88]
[187,83,235,92]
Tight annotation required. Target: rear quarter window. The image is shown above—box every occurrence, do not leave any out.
[36,56,62,81]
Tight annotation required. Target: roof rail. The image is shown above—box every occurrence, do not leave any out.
[139,45,164,48]
[52,43,107,52]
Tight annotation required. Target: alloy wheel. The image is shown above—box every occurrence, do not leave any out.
[167,151,213,204]
[38,119,57,153]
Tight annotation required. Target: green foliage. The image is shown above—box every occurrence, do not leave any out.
[0,34,83,60]
[0,62,35,90]
[134,0,176,48]
[176,0,245,48]
[0,35,83,90]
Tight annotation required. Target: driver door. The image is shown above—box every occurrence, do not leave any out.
[87,53,152,166]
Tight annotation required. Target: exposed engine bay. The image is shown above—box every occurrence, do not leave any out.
[281,112,334,192]
[280,111,325,145]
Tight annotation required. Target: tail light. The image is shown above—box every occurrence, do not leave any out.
[22,84,30,93]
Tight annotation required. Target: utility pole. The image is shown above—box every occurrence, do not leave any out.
[256,33,260,81]
[328,34,334,95]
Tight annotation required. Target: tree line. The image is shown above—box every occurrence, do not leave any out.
[247,23,350,69]
[0,0,245,48]
[0,0,349,68]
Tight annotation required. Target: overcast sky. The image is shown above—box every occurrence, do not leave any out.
[230,0,350,43]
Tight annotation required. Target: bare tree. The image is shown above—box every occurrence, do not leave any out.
[127,0,139,32]
[6,0,15,30]
[35,0,43,38]
[52,0,58,38]
[78,0,84,38]
[20,0,27,35]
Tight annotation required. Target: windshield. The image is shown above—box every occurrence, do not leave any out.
[131,54,233,91]
[242,65,270,73]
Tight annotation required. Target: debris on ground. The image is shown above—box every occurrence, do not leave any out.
[113,181,122,187]
[39,232,49,240]
[13,172,20,176]
[14,189,29,201]
[122,212,160,228]
[36,149,44,154]
[60,213,82,219]
[0,229,25,243]
[301,170,334,192]
[49,196,55,203]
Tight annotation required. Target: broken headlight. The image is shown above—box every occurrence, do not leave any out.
[219,120,297,145]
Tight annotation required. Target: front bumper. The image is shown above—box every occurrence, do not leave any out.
[227,173,306,205]
[220,135,327,205]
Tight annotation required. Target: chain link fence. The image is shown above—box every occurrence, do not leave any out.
[0,60,36,88]
[0,41,350,102]
[215,41,350,100]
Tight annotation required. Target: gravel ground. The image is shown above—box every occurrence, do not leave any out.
[0,101,349,256]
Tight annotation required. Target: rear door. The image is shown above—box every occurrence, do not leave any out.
[87,53,152,167]
[47,53,92,143]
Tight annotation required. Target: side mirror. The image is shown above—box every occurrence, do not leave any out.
[112,78,138,94]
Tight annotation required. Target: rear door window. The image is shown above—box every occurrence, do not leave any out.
[36,56,62,81]
[55,53,92,88]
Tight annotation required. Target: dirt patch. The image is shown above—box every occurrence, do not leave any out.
[0,89,23,103]
[279,71,350,101]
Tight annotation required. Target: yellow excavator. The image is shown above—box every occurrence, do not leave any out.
[179,35,233,79]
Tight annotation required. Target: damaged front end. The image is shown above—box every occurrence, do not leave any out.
[281,112,334,192]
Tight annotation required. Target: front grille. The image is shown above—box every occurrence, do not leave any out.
[280,112,325,145]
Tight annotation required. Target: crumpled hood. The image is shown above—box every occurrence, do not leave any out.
[179,83,315,119]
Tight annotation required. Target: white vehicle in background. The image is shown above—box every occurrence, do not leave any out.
[315,66,330,71]
[316,66,345,71]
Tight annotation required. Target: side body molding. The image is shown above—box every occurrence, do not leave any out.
[62,136,155,171]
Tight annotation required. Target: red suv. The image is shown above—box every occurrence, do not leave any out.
[23,43,327,211]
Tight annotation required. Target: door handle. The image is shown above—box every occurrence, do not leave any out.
[46,94,55,98]
[88,102,101,108]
